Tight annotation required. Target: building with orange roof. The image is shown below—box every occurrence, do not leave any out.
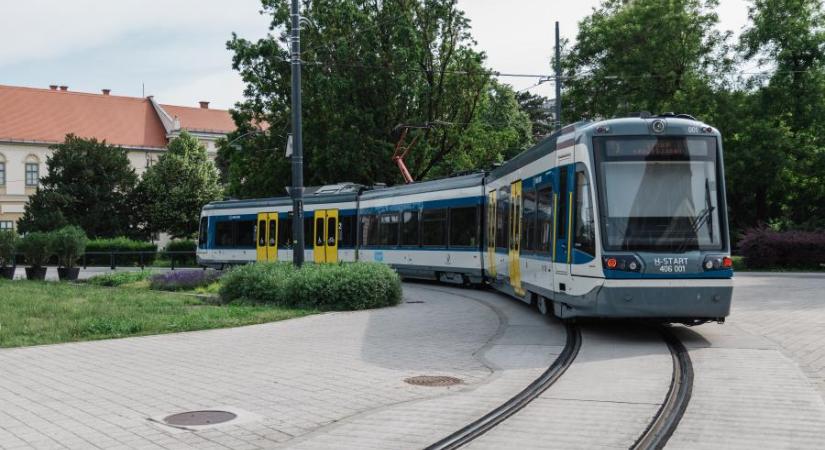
[0,84,236,229]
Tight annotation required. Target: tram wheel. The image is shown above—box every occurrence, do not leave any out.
[537,296,549,316]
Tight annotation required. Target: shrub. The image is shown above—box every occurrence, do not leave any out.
[738,228,825,269]
[163,240,197,267]
[0,230,19,267]
[19,232,54,268]
[51,226,88,268]
[149,270,221,291]
[85,237,158,266]
[86,270,153,287]
[220,262,402,310]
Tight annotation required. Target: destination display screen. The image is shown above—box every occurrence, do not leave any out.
[601,137,713,161]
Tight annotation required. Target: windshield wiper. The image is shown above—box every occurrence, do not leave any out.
[675,180,715,253]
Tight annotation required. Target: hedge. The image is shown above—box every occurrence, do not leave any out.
[162,240,197,266]
[85,237,158,266]
[738,228,825,269]
[219,262,402,310]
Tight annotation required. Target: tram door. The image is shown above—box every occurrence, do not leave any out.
[256,212,278,262]
[487,190,497,277]
[313,209,339,263]
[554,165,574,292]
[509,180,525,296]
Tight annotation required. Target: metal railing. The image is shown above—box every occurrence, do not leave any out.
[11,251,202,270]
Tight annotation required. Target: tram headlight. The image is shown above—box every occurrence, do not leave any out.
[602,255,642,272]
[703,255,733,271]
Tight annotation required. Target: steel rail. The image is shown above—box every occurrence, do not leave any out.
[425,322,582,450]
[631,326,694,450]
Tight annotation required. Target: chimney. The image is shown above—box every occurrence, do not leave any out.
[59,85,68,91]
[102,89,111,96]
[49,85,58,90]
[199,101,209,109]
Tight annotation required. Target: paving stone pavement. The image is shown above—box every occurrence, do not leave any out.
[3,274,825,449]
[0,284,500,449]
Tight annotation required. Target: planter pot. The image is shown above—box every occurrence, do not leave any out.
[25,267,47,281]
[0,266,15,280]
[57,267,80,281]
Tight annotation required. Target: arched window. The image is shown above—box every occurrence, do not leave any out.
[25,155,40,187]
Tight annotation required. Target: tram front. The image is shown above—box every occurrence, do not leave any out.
[589,117,733,324]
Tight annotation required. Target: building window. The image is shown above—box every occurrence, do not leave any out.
[25,163,39,186]
[0,221,12,230]
[0,161,5,185]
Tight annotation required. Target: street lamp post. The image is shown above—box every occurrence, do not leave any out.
[290,0,305,266]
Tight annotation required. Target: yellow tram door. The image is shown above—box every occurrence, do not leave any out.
[266,214,278,262]
[257,213,278,262]
[509,180,524,296]
[487,190,497,277]
[325,209,339,263]
[313,210,326,263]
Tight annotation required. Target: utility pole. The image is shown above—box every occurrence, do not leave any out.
[554,21,562,131]
[290,0,305,266]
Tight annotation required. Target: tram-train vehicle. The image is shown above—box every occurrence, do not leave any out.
[198,115,733,324]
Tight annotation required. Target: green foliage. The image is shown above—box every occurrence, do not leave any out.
[561,0,729,119]
[0,280,314,348]
[19,232,53,268]
[219,262,402,310]
[516,91,555,142]
[51,226,88,268]
[0,230,20,267]
[85,270,153,287]
[219,0,532,197]
[86,238,158,266]
[138,132,223,238]
[16,134,143,238]
[165,239,197,252]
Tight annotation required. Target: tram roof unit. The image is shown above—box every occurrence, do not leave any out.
[359,171,486,201]
[203,183,364,211]
[488,121,588,180]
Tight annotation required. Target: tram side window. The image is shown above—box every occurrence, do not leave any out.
[574,171,596,256]
[360,215,379,246]
[537,185,554,254]
[401,210,420,246]
[496,187,509,250]
[237,220,256,248]
[449,206,478,247]
[379,213,399,246]
[339,215,355,247]
[216,221,233,247]
[522,188,537,251]
[198,217,208,248]
[557,167,569,239]
[279,216,293,248]
[421,208,447,246]
[304,217,314,247]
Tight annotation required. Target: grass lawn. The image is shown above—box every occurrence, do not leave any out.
[0,280,315,348]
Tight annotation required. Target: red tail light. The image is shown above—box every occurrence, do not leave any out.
[606,258,618,269]
[722,256,733,268]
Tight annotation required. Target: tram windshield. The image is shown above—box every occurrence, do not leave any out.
[593,136,723,252]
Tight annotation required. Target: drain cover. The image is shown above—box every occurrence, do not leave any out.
[163,410,237,427]
[404,375,463,387]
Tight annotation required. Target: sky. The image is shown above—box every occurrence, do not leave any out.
[0,1,752,110]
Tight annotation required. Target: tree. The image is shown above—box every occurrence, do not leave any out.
[219,0,532,197]
[17,135,140,238]
[138,131,223,238]
[560,0,730,120]
[516,91,554,142]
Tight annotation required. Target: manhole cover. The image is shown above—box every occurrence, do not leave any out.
[404,375,463,387]
[163,410,237,426]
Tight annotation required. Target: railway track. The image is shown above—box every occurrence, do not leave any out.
[424,317,694,450]
[425,322,582,450]
[631,326,694,450]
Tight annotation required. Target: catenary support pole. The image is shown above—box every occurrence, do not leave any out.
[290,0,305,266]
[555,21,562,131]
[555,21,562,130]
